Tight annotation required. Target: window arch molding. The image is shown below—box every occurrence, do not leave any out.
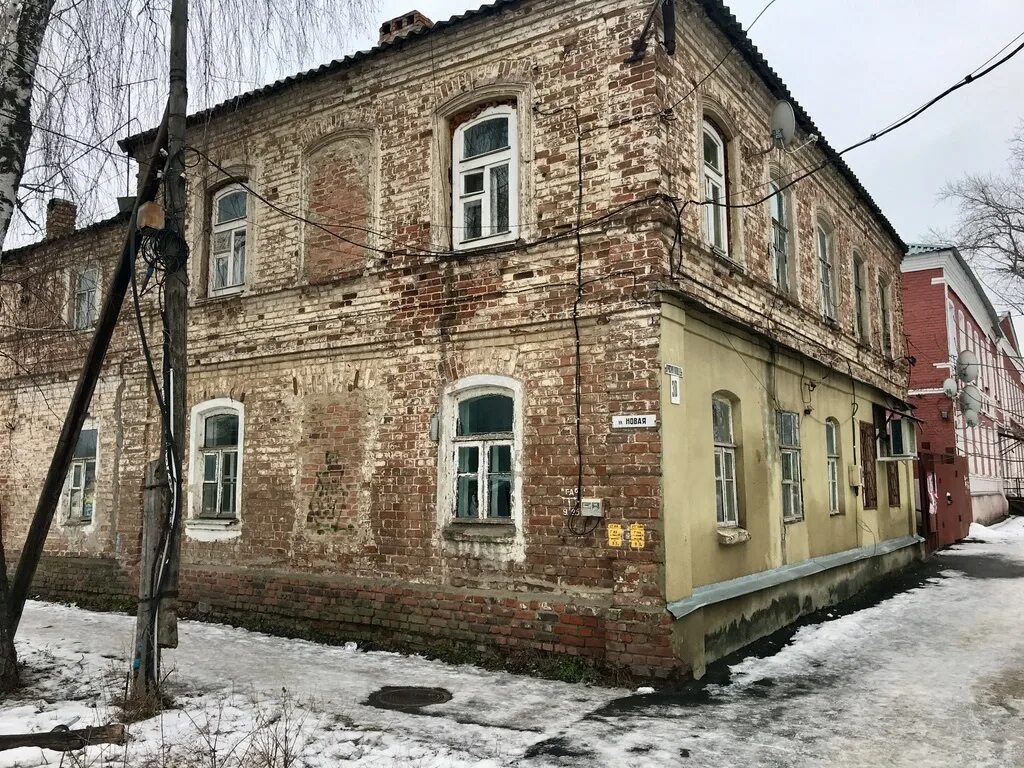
[437,374,525,527]
[188,397,245,532]
[196,162,255,298]
[430,81,535,251]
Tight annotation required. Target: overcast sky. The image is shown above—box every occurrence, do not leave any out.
[351,0,1024,245]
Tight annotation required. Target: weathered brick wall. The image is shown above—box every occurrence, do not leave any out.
[903,267,949,390]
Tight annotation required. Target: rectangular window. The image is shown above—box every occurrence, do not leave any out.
[879,275,893,358]
[453,107,517,249]
[713,397,738,526]
[199,412,240,519]
[70,266,99,330]
[451,391,516,520]
[860,420,878,509]
[770,180,790,293]
[777,411,803,521]
[210,187,248,294]
[68,428,97,521]
[853,256,868,341]
[817,226,836,320]
[826,419,841,515]
[702,120,728,257]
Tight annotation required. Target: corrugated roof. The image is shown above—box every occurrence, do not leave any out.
[118,0,904,251]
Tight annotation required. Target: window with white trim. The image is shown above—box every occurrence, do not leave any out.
[70,265,99,330]
[210,185,248,294]
[777,411,803,521]
[853,253,868,341]
[713,395,739,526]
[946,299,957,360]
[816,221,836,320]
[769,177,792,293]
[452,105,518,249]
[190,400,243,521]
[825,418,841,515]
[702,119,728,256]
[67,428,97,521]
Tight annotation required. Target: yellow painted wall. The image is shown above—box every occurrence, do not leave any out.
[661,303,916,604]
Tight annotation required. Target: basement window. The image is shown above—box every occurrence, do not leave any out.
[452,106,518,249]
[67,428,97,522]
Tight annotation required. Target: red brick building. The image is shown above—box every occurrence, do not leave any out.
[902,244,1024,547]
[1,0,920,679]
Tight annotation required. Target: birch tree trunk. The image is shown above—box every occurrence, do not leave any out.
[0,0,56,252]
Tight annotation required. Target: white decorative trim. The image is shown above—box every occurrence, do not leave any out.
[187,397,245,539]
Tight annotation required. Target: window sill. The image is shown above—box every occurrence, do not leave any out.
[63,517,94,528]
[717,526,750,546]
[445,238,524,260]
[185,517,241,542]
[443,520,516,543]
[202,287,246,302]
[709,249,745,275]
[829,510,845,517]
[783,516,805,525]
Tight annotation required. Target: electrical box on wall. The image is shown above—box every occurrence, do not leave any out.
[580,498,604,517]
[848,464,863,488]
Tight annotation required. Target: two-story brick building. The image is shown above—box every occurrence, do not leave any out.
[0,0,921,679]
[903,243,1024,546]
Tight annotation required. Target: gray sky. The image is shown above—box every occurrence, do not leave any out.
[353,0,1024,244]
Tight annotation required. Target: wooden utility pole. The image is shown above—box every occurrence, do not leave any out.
[131,0,189,696]
[130,461,166,697]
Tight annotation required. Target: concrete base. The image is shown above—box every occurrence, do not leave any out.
[671,540,925,678]
[971,492,1009,526]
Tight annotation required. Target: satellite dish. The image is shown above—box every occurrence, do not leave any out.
[964,408,980,428]
[771,100,797,147]
[942,377,958,399]
[956,349,980,383]
[959,384,983,414]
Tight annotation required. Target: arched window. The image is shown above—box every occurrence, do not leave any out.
[210,185,248,294]
[852,252,868,341]
[712,394,739,526]
[441,376,523,522]
[190,399,244,521]
[66,422,98,523]
[816,218,836,320]
[769,176,792,292]
[879,273,893,358]
[702,119,728,256]
[452,105,518,249]
[825,418,842,515]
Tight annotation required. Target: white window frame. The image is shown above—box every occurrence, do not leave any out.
[189,398,244,524]
[69,265,99,330]
[825,418,841,515]
[702,119,728,257]
[452,105,518,250]
[713,396,739,527]
[816,222,836,320]
[438,375,524,526]
[769,178,791,293]
[65,425,98,523]
[853,253,868,342]
[778,411,803,522]
[209,185,248,295]
[879,274,893,358]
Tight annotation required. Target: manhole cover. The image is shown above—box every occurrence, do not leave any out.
[366,686,453,713]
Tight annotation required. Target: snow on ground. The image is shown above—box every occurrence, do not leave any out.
[3,517,1024,767]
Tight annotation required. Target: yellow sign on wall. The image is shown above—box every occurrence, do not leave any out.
[629,523,646,550]
[607,523,623,548]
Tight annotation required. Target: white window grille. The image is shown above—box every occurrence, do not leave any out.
[452,106,518,249]
[68,428,97,521]
[451,392,515,519]
[210,185,248,294]
[826,418,841,515]
[702,120,728,257]
[70,265,99,330]
[770,179,790,292]
[713,396,739,526]
[778,411,803,521]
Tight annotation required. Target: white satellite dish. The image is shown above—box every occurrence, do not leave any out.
[957,349,980,383]
[959,384,983,414]
[942,377,958,399]
[964,408,980,428]
[770,100,797,147]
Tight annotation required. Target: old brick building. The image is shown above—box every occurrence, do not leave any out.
[903,244,1024,545]
[1,0,921,678]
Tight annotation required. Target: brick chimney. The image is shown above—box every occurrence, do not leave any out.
[378,10,433,45]
[45,198,77,240]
